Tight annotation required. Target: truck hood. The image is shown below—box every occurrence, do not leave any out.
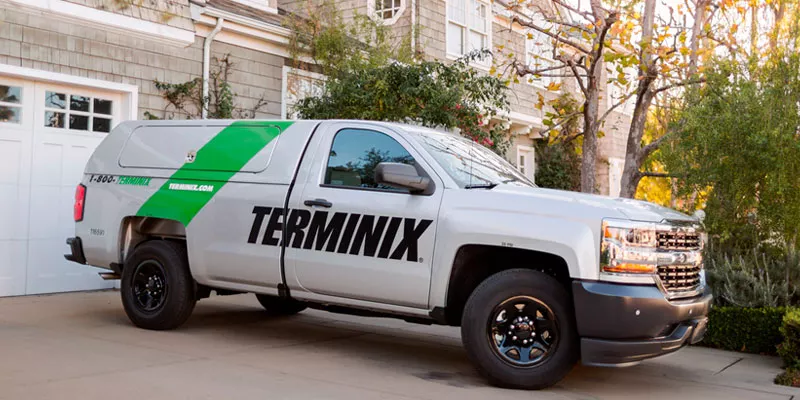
[493,185,697,224]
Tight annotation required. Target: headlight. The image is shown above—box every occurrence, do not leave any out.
[600,219,659,275]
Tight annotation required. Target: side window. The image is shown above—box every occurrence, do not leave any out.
[325,129,416,191]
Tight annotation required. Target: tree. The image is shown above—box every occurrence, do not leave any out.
[496,0,729,195]
[287,1,512,154]
[662,50,800,251]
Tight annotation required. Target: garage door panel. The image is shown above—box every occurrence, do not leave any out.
[25,240,113,295]
[0,241,27,297]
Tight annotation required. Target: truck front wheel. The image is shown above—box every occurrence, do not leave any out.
[461,269,578,389]
[121,240,196,330]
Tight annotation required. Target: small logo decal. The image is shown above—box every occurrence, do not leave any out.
[186,150,197,163]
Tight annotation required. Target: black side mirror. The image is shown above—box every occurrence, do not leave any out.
[375,162,431,193]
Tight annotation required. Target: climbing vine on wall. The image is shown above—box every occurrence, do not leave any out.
[144,54,269,120]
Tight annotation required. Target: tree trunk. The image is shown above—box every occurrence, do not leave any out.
[618,0,656,198]
[689,0,708,76]
[580,93,599,193]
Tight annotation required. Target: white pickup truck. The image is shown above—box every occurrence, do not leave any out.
[66,119,711,389]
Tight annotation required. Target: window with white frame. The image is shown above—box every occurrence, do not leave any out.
[516,145,535,181]
[447,0,490,59]
[525,22,560,88]
[368,0,406,25]
[0,84,23,124]
[43,90,114,133]
[282,66,326,119]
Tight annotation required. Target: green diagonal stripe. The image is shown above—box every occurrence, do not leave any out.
[136,121,294,226]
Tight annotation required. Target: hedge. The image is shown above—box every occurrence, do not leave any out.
[778,309,800,368]
[702,306,787,355]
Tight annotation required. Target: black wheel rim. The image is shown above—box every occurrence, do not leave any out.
[131,260,168,313]
[487,296,559,367]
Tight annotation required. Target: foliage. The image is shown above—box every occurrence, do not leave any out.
[662,52,800,252]
[143,54,268,120]
[287,1,511,154]
[703,306,787,355]
[704,244,799,307]
[533,94,582,191]
[774,369,800,387]
[285,0,413,78]
[778,309,800,369]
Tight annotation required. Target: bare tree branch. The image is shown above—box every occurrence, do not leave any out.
[550,0,595,20]
[567,60,589,97]
[654,77,706,93]
[536,111,583,137]
[513,61,569,77]
[512,16,592,54]
[544,18,593,33]
[640,171,672,178]
[599,90,637,121]
[641,132,672,156]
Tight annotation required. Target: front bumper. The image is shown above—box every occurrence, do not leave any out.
[572,280,711,366]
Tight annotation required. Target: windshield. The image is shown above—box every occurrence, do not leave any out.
[411,129,535,188]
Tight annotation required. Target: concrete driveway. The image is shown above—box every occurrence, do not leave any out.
[0,291,797,400]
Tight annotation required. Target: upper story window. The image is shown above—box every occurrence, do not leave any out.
[368,0,406,25]
[325,129,416,192]
[447,0,491,60]
[526,29,560,87]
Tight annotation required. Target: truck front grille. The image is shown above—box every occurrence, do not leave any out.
[656,231,701,250]
[657,264,702,293]
[656,230,703,297]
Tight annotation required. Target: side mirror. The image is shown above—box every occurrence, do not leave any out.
[375,162,431,193]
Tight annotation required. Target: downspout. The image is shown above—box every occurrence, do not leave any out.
[410,0,416,56]
[202,17,224,119]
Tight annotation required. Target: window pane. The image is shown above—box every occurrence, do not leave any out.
[469,1,486,31]
[447,0,465,24]
[70,95,90,112]
[325,129,415,191]
[93,117,112,133]
[45,111,65,128]
[0,85,22,104]
[94,98,113,115]
[383,9,394,19]
[447,23,464,55]
[69,114,89,130]
[468,31,486,52]
[45,92,66,109]
[0,106,21,123]
[382,0,393,8]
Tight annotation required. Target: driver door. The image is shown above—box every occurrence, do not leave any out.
[285,122,443,308]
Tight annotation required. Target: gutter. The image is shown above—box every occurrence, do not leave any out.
[201,17,224,119]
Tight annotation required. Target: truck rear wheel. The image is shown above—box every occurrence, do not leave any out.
[121,240,196,330]
[461,269,578,390]
[254,294,306,315]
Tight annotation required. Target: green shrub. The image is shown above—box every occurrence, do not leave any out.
[703,307,787,354]
[775,369,800,387]
[778,309,800,369]
[704,245,798,308]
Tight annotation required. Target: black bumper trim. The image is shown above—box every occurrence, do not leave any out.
[581,317,708,366]
[64,237,87,265]
[572,280,711,366]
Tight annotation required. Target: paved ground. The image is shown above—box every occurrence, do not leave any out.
[0,291,797,399]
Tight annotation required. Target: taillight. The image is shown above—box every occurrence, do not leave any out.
[74,184,86,222]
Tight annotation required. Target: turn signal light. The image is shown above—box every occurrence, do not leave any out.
[74,184,86,222]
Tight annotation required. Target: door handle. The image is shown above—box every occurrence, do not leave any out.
[304,198,333,208]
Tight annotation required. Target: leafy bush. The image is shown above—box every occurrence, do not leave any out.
[778,309,800,369]
[703,307,787,355]
[534,141,581,191]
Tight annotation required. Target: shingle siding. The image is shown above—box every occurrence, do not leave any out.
[0,2,286,120]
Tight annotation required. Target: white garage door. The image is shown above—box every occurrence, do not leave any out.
[0,77,120,296]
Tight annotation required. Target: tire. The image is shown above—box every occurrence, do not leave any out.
[461,269,578,390]
[121,240,196,330]
[254,294,306,315]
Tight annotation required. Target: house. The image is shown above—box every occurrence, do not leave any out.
[0,0,631,297]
